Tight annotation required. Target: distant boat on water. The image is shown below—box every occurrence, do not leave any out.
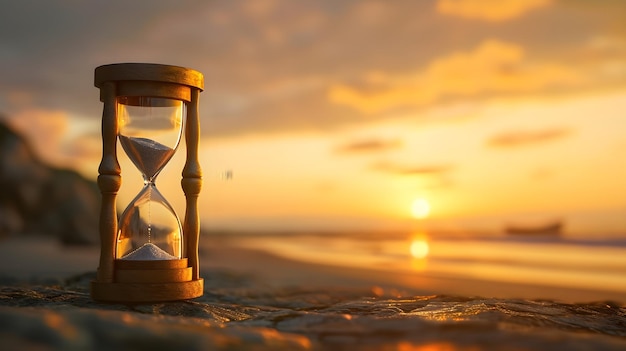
[505,221,562,236]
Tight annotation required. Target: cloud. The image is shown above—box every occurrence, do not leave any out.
[335,138,403,154]
[487,127,571,148]
[0,0,625,141]
[371,160,451,176]
[436,0,552,22]
[371,161,453,189]
[328,39,582,114]
[373,162,451,176]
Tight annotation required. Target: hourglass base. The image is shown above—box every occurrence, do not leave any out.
[91,259,204,303]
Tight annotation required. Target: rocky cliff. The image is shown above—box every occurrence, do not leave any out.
[0,119,99,245]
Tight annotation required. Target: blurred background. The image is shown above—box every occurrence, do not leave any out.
[0,0,625,300]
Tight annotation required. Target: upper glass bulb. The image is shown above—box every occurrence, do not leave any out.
[118,97,184,182]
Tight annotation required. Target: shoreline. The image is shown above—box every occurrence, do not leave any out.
[203,243,626,304]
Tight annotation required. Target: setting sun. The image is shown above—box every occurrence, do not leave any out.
[411,198,431,219]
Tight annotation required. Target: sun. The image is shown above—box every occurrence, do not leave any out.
[410,198,431,219]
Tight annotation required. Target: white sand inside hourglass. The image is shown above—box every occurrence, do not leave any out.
[121,243,178,260]
[119,135,176,179]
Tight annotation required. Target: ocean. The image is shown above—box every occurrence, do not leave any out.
[216,231,626,303]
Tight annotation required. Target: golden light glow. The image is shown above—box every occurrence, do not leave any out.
[436,0,552,22]
[398,341,464,351]
[411,198,431,219]
[328,39,580,114]
[410,239,430,259]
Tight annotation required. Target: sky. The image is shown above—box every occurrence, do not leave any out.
[1,0,626,237]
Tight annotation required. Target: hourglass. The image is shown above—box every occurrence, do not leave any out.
[91,63,204,302]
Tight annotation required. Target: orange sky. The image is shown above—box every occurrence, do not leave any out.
[1,0,626,236]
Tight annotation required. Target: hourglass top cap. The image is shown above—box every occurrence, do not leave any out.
[95,63,204,91]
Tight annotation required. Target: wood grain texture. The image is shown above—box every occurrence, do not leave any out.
[116,81,191,102]
[115,267,193,284]
[91,279,204,303]
[97,81,120,283]
[182,88,202,280]
[95,63,204,91]
[115,258,189,270]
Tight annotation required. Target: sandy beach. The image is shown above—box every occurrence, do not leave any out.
[1,234,625,350]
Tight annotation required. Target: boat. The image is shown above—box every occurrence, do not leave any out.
[505,221,562,236]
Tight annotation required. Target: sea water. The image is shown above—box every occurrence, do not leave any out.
[221,232,626,302]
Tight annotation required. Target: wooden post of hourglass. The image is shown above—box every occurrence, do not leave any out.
[183,88,202,281]
[97,80,121,284]
[91,63,204,303]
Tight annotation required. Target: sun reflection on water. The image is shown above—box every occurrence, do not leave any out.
[409,233,430,271]
[410,239,430,259]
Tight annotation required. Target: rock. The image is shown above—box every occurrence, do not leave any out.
[1,278,626,351]
[0,119,99,245]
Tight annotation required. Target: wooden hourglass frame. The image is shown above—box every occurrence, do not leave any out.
[91,63,204,302]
